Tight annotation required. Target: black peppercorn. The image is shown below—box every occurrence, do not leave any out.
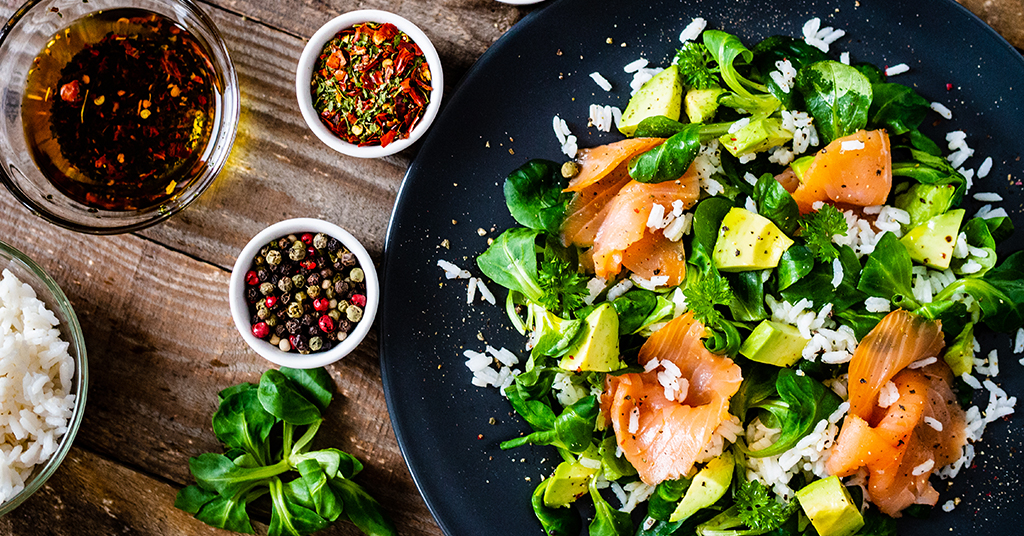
[295,337,309,353]
[327,237,341,250]
[307,325,320,337]
[320,268,334,280]
[300,314,315,327]
[246,287,260,303]
[285,319,301,335]
[277,238,290,250]
[307,273,321,287]
[341,251,356,266]
[334,280,349,295]
[274,324,287,337]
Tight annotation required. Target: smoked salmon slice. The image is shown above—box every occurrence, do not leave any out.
[620,228,687,287]
[589,171,699,280]
[790,129,892,214]
[846,309,945,422]
[827,310,967,517]
[602,312,742,485]
[564,138,664,193]
[561,164,633,248]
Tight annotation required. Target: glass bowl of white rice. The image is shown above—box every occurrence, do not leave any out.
[0,240,87,514]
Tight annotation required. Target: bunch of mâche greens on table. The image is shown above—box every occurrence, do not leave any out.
[175,367,396,536]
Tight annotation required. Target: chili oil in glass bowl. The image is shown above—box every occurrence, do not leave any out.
[0,0,240,234]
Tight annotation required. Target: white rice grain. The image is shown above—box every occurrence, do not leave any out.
[623,58,649,73]
[590,72,613,91]
[911,459,935,476]
[930,102,953,120]
[973,192,1003,203]
[679,18,707,42]
[885,63,910,76]
[977,156,993,179]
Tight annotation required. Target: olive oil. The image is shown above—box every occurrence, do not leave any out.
[21,9,221,211]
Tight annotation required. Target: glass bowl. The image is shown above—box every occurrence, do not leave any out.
[0,239,88,515]
[0,0,240,234]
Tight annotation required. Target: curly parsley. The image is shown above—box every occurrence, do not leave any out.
[801,203,848,262]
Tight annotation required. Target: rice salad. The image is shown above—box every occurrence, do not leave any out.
[441,15,1020,536]
[0,269,77,503]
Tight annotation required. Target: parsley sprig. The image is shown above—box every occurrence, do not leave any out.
[682,266,732,328]
[538,255,589,317]
[801,203,848,262]
[675,42,720,90]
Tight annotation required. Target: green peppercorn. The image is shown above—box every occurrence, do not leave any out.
[323,286,336,300]
[265,249,282,266]
[328,309,341,321]
[306,285,321,298]
[287,301,303,319]
[346,305,363,322]
[309,336,324,352]
[337,300,349,313]
[286,234,298,242]
[259,282,275,296]
[313,233,328,250]
[288,247,306,261]
[292,274,306,289]
[266,315,278,327]
[278,277,293,293]
[349,267,365,283]
[294,291,307,303]
[256,303,270,319]
[253,254,266,266]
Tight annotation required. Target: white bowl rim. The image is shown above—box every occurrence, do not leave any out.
[295,9,444,158]
[228,218,379,369]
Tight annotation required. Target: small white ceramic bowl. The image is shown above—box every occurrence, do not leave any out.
[295,10,444,158]
[229,218,379,368]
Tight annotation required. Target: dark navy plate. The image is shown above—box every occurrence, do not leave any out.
[381,0,1024,534]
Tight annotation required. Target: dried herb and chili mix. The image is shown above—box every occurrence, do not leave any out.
[21,9,220,210]
[245,232,368,354]
[311,22,431,147]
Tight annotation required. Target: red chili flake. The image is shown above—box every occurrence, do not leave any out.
[946,83,953,91]
[302,259,317,270]
[245,271,259,286]
[477,434,484,440]
[351,294,367,307]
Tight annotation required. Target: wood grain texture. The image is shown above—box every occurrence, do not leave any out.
[0,194,439,536]
[0,0,1020,534]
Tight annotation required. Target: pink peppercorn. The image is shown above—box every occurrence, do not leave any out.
[319,316,335,333]
[351,294,367,307]
[264,296,277,309]
[313,297,330,312]
[301,233,314,245]
[245,271,259,286]
[252,322,270,339]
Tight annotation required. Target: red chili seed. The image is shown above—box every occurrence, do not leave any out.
[245,271,259,286]
[319,315,335,333]
[265,296,277,309]
[301,233,314,245]
[351,294,367,307]
[252,322,270,339]
[313,297,330,312]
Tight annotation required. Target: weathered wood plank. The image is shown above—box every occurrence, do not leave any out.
[958,0,1024,51]
[0,193,441,536]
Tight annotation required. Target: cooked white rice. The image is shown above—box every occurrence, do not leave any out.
[0,269,77,504]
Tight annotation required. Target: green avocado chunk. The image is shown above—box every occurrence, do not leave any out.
[713,207,795,272]
[719,117,793,157]
[899,208,965,270]
[669,451,734,522]
[739,320,809,367]
[684,87,726,124]
[894,183,957,232]
[790,155,815,182]
[795,476,864,536]
[543,460,598,508]
[619,65,683,136]
[559,302,623,372]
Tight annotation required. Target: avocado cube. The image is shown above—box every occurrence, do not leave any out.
[790,155,815,182]
[719,117,793,157]
[543,461,598,508]
[894,183,957,232]
[795,476,864,536]
[739,320,809,367]
[684,87,726,124]
[669,451,734,522]
[712,207,795,272]
[899,209,965,270]
[559,303,623,372]
[618,65,683,136]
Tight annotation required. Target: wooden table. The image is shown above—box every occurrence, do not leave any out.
[0,0,1020,534]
